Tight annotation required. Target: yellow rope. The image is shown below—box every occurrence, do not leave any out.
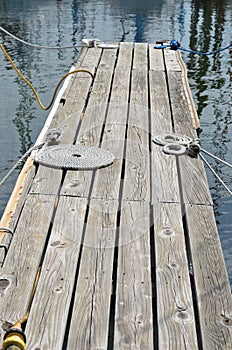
[0,43,94,110]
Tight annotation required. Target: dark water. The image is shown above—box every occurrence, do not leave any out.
[0,0,231,287]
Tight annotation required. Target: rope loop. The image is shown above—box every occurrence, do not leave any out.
[153,133,232,196]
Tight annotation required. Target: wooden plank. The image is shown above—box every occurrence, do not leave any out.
[0,194,56,343]
[80,46,102,71]
[88,44,133,201]
[166,70,196,138]
[25,196,87,350]
[166,69,213,205]
[60,46,88,101]
[133,42,148,69]
[175,51,200,130]
[29,48,102,196]
[117,42,133,69]
[153,203,198,349]
[30,166,63,195]
[179,156,213,205]
[61,47,118,197]
[90,69,131,200]
[149,70,180,204]
[123,43,149,201]
[149,70,172,135]
[66,199,118,349]
[114,201,153,349]
[186,204,232,349]
[164,49,182,72]
[149,44,164,71]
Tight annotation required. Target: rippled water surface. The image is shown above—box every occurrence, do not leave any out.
[0,0,231,286]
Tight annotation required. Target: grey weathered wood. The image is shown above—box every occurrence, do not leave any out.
[149,44,165,71]
[149,70,180,204]
[0,194,56,343]
[166,69,213,205]
[58,46,88,101]
[61,49,118,197]
[114,201,153,349]
[66,199,118,349]
[25,196,87,350]
[164,49,182,72]
[90,69,131,200]
[179,156,213,205]
[123,43,150,201]
[133,42,148,69]
[166,70,196,139]
[30,47,101,196]
[1,43,231,350]
[117,42,133,69]
[30,166,63,195]
[153,202,198,349]
[186,204,232,349]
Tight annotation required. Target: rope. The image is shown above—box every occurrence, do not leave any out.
[0,25,82,49]
[200,154,232,196]
[155,39,232,56]
[0,26,118,50]
[201,148,232,169]
[0,43,94,110]
[153,133,232,196]
[0,127,64,188]
[0,144,44,189]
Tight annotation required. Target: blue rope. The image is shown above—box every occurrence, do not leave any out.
[155,40,232,56]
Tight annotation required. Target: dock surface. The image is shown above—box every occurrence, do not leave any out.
[0,42,232,349]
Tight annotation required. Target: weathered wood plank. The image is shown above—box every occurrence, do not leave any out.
[153,202,198,349]
[133,42,148,69]
[1,43,231,350]
[166,69,213,205]
[186,204,232,349]
[0,194,56,343]
[166,70,196,138]
[61,49,118,198]
[164,49,182,72]
[90,69,131,200]
[25,196,87,350]
[29,48,101,196]
[123,44,150,201]
[117,42,133,69]
[59,46,88,101]
[149,44,164,71]
[114,201,153,349]
[66,199,118,349]
[149,70,180,204]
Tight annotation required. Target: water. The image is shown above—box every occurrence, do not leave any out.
[0,0,231,287]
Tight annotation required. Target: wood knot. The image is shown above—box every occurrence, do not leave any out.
[221,315,232,327]
[174,308,191,322]
[160,227,175,237]
[0,278,10,295]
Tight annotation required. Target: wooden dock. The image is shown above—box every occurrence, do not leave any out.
[0,42,232,349]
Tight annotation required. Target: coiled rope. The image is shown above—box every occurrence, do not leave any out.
[153,133,232,196]
[0,43,94,110]
[155,39,232,56]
